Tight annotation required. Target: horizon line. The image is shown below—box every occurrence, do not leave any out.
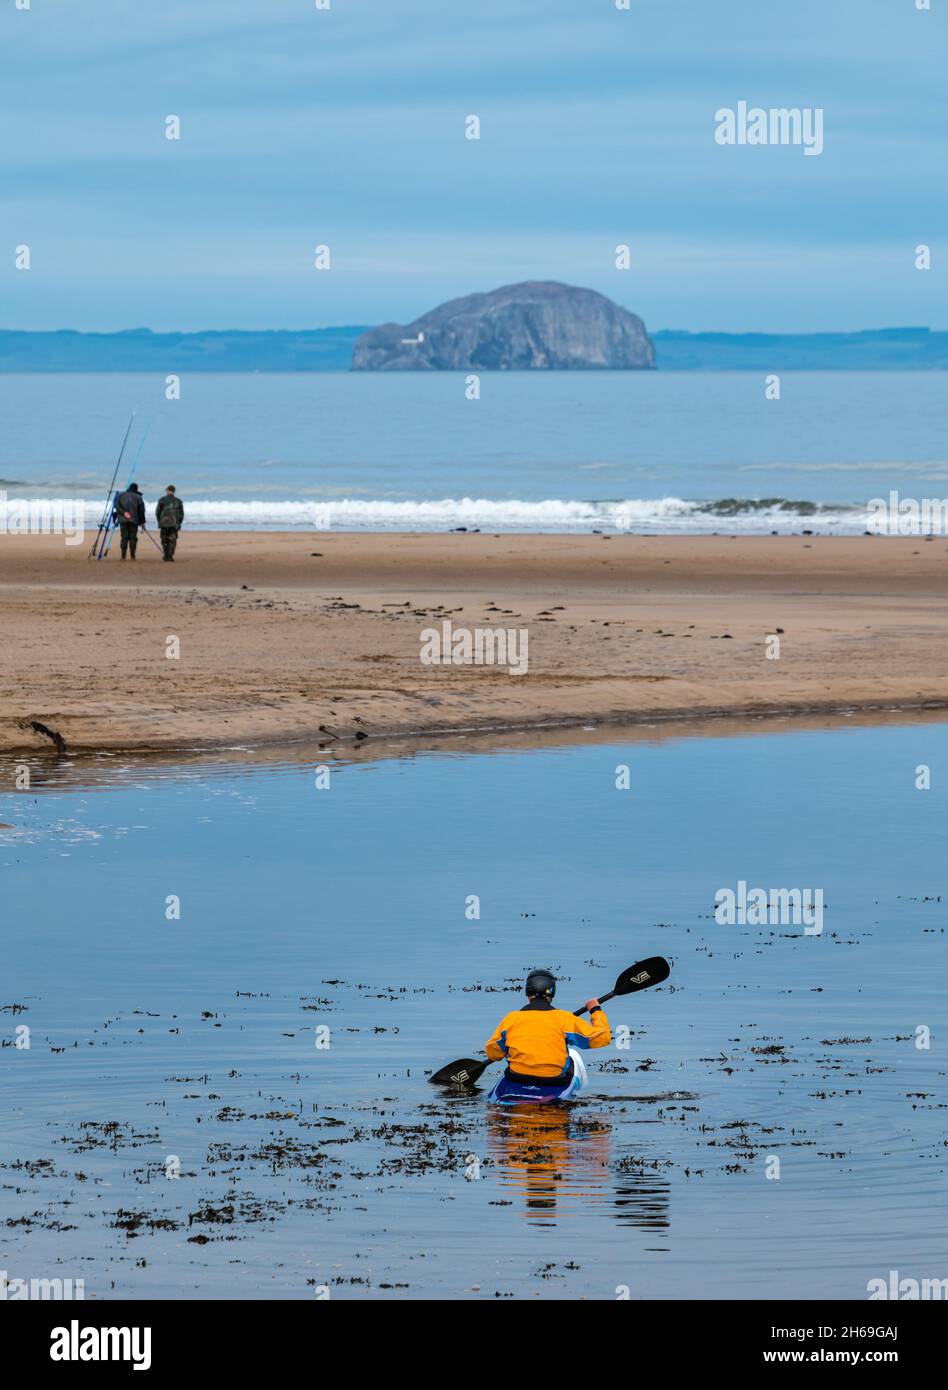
[0,324,943,338]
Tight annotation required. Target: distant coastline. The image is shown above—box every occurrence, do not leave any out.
[1,324,947,371]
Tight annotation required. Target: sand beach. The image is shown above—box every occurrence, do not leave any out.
[2,530,947,754]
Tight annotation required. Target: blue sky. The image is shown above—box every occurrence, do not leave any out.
[1,0,944,333]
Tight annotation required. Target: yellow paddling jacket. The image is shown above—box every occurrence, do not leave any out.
[485,997,611,1078]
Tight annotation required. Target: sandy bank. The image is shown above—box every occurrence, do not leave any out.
[2,531,947,754]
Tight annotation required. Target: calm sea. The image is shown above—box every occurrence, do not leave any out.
[1,371,945,533]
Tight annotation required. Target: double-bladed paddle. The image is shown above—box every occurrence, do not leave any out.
[428,955,671,1087]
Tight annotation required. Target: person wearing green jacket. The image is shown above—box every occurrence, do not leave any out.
[155,485,185,562]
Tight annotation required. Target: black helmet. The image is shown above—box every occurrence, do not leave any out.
[525,968,556,1000]
[128,483,140,493]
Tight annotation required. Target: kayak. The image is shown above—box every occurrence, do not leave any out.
[487,1046,588,1104]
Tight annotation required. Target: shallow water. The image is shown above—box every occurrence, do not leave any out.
[1,722,946,1300]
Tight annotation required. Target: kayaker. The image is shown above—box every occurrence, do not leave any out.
[484,969,611,1086]
[113,482,146,560]
[155,484,184,562]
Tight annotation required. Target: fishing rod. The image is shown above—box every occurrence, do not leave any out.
[88,413,135,559]
[97,422,150,560]
[140,527,164,555]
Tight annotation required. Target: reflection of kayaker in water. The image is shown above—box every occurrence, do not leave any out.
[484,969,611,1103]
[486,1103,613,1222]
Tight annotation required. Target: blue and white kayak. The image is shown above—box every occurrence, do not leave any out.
[487,1047,588,1104]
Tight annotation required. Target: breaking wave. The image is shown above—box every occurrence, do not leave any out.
[47,495,871,534]
[96,495,868,533]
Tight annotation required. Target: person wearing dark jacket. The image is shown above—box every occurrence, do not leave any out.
[155,485,185,561]
[113,482,146,559]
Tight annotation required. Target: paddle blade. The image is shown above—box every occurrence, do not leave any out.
[612,956,671,996]
[429,1057,490,1087]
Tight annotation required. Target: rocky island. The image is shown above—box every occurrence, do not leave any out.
[351,280,655,371]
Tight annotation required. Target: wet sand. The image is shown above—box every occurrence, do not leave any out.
[2,531,948,753]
